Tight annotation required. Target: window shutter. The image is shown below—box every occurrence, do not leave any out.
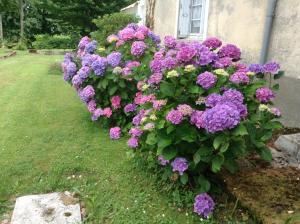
[178,0,190,38]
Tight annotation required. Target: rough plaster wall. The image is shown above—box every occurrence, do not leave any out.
[268,0,300,79]
[153,0,178,37]
[207,0,268,63]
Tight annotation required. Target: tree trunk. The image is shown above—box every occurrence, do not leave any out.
[19,0,24,39]
[146,0,156,30]
[0,13,3,47]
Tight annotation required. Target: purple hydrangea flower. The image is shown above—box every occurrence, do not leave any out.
[213,57,232,68]
[91,57,107,76]
[129,127,143,137]
[256,87,275,103]
[77,66,90,79]
[202,103,241,133]
[127,23,139,30]
[132,114,143,126]
[270,107,281,116]
[124,103,136,113]
[158,155,169,166]
[202,37,222,49]
[118,27,135,41]
[171,157,188,175]
[72,75,83,87]
[78,36,90,50]
[205,93,223,108]
[163,57,177,70]
[197,72,217,89]
[190,110,205,129]
[110,127,121,140]
[196,45,217,66]
[194,193,215,218]
[164,35,177,48]
[91,108,103,121]
[64,62,77,81]
[150,58,163,73]
[107,52,122,67]
[85,40,98,54]
[87,100,97,112]
[176,45,197,63]
[148,72,163,85]
[263,61,280,74]
[249,64,264,73]
[148,31,161,45]
[218,44,241,60]
[229,71,250,84]
[131,41,147,56]
[223,89,244,105]
[166,109,183,125]
[127,137,139,148]
[79,85,95,102]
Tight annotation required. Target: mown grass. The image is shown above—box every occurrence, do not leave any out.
[0,52,202,223]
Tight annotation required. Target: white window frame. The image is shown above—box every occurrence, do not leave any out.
[176,0,209,40]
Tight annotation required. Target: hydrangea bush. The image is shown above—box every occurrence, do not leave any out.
[62,24,160,129]
[62,26,283,219]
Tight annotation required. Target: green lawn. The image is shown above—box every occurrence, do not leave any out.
[0,52,199,223]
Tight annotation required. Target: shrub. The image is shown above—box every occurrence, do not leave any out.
[14,39,28,50]
[62,26,283,219]
[32,34,79,49]
[91,12,140,46]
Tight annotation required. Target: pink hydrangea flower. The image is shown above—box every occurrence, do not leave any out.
[111,96,121,109]
[110,127,121,140]
[103,107,112,118]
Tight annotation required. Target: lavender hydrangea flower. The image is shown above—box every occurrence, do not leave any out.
[118,27,135,41]
[150,58,163,73]
[148,73,163,85]
[263,61,280,74]
[218,44,241,60]
[131,41,147,56]
[148,31,161,45]
[110,127,121,140]
[194,193,215,218]
[64,62,77,81]
[77,66,90,79]
[202,37,222,49]
[190,110,205,129]
[202,103,241,133]
[229,71,250,84]
[79,85,95,102]
[249,64,264,73]
[223,89,244,105]
[256,87,275,103]
[164,36,177,48]
[197,72,217,89]
[127,137,139,148]
[166,109,183,125]
[205,93,223,108]
[91,57,107,76]
[124,103,136,113]
[158,155,169,166]
[91,108,103,121]
[270,107,281,116]
[163,56,177,70]
[196,45,217,66]
[107,52,122,67]
[87,100,97,112]
[78,36,90,50]
[72,75,83,87]
[171,157,188,175]
[84,40,98,54]
[177,104,193,116]
[176,45,197,63]
[129,127,143,137]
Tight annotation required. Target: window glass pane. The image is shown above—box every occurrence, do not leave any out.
[191,20,200,33]
[192,0,201,5]
[191,5,202,19]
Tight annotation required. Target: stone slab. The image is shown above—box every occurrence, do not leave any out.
[274,133,300,161]
[11,192,81,224]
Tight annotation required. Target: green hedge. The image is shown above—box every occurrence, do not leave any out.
[32,34,79,49]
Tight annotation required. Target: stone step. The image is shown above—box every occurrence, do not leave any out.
[274,133,300,162]
[11,192,81,224]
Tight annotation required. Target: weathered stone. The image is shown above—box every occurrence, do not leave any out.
[11,192,81,224]
[274,133,300,161]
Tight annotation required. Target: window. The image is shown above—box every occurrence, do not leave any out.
[177,0,208,39]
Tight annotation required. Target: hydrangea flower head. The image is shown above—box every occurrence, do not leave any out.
[148,72,163,85]
[202,37,222,49]
[72,75,83,88]
[118,27,135,41]
[158,155,169,166]
[127,137,139,148]
[177,104,193,116]
[110,127,121,140]
[194,193,215,218]
[166,109,183,125]
[249,63,264,73]
[164,35,177,48]
[197,71,217,89]
[263,61,280,74]
[129,127,143,137]
[176,45,197,62]
[91,108,103,121]
[270,107,281,116]
[171,157,188,175]
[111,96,121,109]
[107,52,122,67]
[107,34,119,43]
[131,41,147,56]
[85,40,98,54]
[256,87,275,103]
[91,56,107,76]
[124,103,136,113]
[79,85,95,102]
[103,107,112,118]
[218,44,241,60]
[190,110,205,129]
[229,71,250,84]
[167,70,179,78]
[205,93,223,107]
[87,100,97,112]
